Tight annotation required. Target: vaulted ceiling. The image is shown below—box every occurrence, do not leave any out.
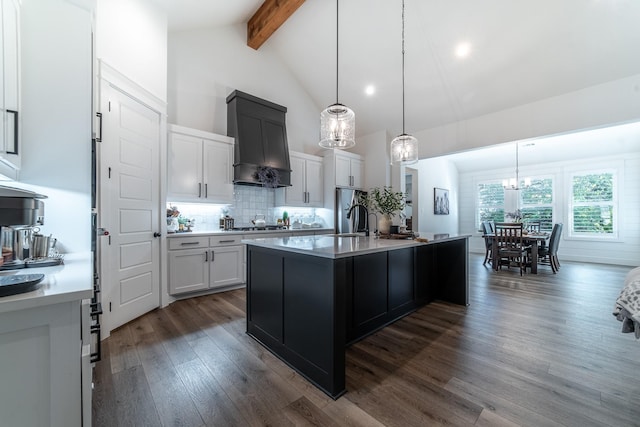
[154,0,640,167]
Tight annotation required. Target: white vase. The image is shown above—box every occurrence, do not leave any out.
[378,214,392,235]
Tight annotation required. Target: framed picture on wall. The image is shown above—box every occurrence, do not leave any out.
[434,188,450,215]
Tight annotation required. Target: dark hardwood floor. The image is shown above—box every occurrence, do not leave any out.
[92,254,640,427]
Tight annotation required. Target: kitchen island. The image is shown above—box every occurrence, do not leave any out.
[243,233,469,398]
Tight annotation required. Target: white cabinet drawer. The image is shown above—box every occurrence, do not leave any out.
[210,235,243,246]
[168,236,208,250]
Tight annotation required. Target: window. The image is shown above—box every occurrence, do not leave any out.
[569,170,617,238]
[476,177,554,231]
[520,177,553,232]
[477,181,504,228]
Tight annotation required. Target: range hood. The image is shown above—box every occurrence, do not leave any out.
[226,90,291,187]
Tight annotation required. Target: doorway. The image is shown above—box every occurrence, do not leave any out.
[405,167,418,231]
[98,69,163,333]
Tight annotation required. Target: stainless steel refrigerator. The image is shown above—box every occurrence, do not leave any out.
[335,188,368,234]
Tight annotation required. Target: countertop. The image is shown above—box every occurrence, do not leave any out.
[0,252,93,314]
[242,232,470,259]
[166,228,333,237]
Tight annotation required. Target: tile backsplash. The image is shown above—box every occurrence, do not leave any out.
[168,185,332,231]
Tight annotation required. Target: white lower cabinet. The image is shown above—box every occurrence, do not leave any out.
[0,300,87,427]
[210,245,244,288]
[168,235,244,295]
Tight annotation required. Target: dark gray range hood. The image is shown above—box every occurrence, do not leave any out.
[226,90,291,187]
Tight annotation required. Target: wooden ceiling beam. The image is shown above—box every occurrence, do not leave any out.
[247,0,305,50]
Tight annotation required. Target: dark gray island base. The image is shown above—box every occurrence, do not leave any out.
[244,233,470,399]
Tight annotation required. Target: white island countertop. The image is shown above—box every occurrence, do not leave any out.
[0,252,93,314]
[242,232,470,259]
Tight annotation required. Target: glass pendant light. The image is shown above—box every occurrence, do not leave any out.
[319,0,355,149]
[390,0,418,165]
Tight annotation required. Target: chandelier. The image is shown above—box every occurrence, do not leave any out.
[503,143,531,190]
[390,0,418,165]
[319,0,355,149]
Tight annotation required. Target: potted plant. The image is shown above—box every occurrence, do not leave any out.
[361,186,406,234]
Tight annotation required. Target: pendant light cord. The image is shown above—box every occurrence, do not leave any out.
[401,0,406,134]
[336,0,339,104]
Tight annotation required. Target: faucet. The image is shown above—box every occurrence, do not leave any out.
[346,203,371,237]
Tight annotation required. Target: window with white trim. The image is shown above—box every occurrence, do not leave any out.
[569,170,617,239]
[520,177,554,232]
[477,181,504,229]
[476,177,554,231]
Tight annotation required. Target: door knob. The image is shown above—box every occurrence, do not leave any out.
[153,232,162,238]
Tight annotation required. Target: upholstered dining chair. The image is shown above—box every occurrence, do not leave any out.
[538,223,563,273]
[493,222,530,276]
[481,221,494,265]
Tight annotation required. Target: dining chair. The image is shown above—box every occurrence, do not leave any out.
[525,220,541,233]
[538,223,563,273]
[481,221,493,265]
[493,222,530,276]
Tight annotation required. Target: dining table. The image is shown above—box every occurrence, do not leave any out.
[486,232,551,274]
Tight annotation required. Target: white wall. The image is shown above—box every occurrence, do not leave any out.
[96,0,167,102]
[414,73,640,160]
[459,153,640,267]
[351,130,388,191]
[18,0,94,253]
[167,25,320,154]
[414,158,459,235]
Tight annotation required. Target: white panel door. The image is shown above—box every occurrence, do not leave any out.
[350,158,363,189]
[210,245,244,288]
[168,248,208,295]
[167,132,202,200]
[101,83,161,330]
[335,154,351,187]
[287,154,306,205]
[203,139,233,202]
[305,158,324,207]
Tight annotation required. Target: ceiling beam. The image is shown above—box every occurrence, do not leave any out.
[247,0,305,50]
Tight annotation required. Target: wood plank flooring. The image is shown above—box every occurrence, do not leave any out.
[92,254,640,426]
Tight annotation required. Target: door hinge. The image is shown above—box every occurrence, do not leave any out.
[109,302,112,312]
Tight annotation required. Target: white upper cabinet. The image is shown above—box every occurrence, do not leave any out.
[0,0,20,174]
[276,151,323,207]
[167,124,234,203]
[323,150,364,189]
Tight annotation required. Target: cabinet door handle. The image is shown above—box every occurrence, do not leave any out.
[205,183,208,198]
[198,183,202,198]
[211,250,215,262]
[306,192,309,203]
[205,251,208,262]
[218,239,236,243]
[6,110,18,154]
[95,112,102,143]
[180,241,200,246]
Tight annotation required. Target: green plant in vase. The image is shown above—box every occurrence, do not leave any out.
[362,186,406,234]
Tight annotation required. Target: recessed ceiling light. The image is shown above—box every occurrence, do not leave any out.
[455,42,471,58]
[365,85,376,96]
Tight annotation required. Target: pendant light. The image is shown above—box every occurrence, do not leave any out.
[319,0,355,149]
[390,0,418,165]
